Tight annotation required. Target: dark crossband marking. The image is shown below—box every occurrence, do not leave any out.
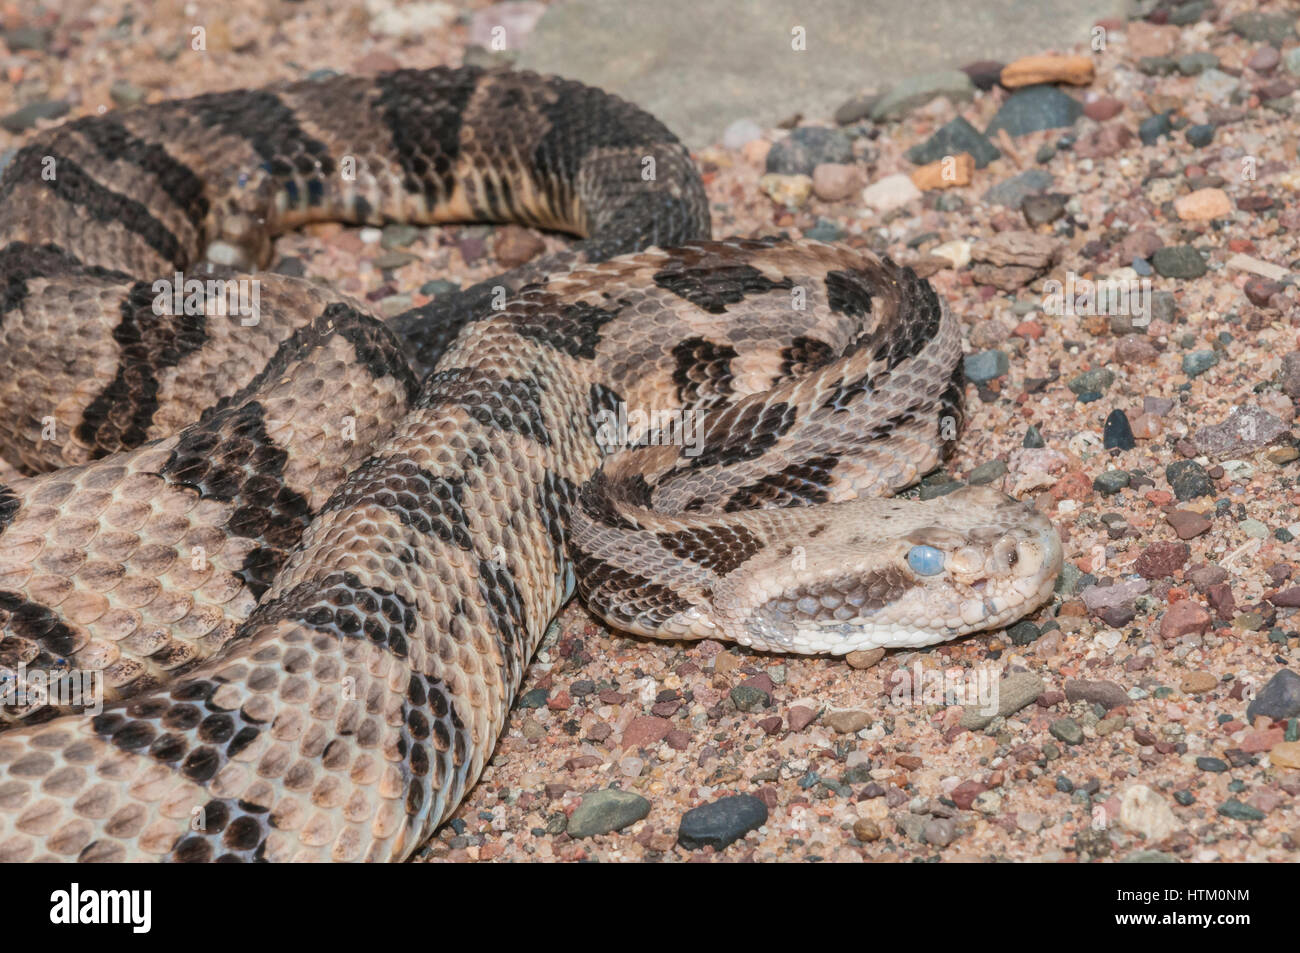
[652,262,793,314]
[876,264,943,371]
[375,68,479,203]
[0,242,133,328]
[536,469,580,552]
[0,590,85,663]
[723,455,839,513]
[577,470,641,532]
[823,269,874,318]
[691,400,796,469]
[0,484,18,535]
[508,299,625,360]
[397,671,469,821]
[477,557,531,697]
[778,336,836,379]
[190,89,337,179]
[418,367,550,445]
[672,336,737,409]
[571,546,693,631]
[73,117,211,231]
[160,399,311,599]
[76,280,208,455]
[249,571,418,657]
[655,523,763,577]
[323,455,474,552]
[2,148,184,266]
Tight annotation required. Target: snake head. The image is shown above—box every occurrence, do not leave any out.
[728,485,1062,654]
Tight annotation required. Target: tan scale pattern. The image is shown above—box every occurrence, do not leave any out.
[0,68,1058,862]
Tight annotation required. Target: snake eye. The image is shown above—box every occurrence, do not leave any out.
[906,545,945,576]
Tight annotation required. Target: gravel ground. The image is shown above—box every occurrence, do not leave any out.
[3,0,1299,863]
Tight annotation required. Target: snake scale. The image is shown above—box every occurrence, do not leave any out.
[0,66,1061,861]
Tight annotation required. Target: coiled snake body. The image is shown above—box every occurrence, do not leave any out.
[0,67,1060,861]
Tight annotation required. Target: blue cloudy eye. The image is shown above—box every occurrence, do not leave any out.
[907,545,945,576]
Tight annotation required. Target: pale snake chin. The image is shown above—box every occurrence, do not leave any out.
[0,66,1059,862]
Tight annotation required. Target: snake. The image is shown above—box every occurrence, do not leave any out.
[0,66,1061,861]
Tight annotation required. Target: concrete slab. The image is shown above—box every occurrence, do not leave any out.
[516,0,1128,148]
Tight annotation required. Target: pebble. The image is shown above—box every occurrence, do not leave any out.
[929,240,971,269]
[109,80,147,108]
[923,817,958,847]
[758,173,813,209]
[1065,679,1129,710]
[1195,69,1240,104]
[845,648,885,670]
[765,126,853,176]
[1135,541,1190,578]
[1230,12,1296,45]
[910,153,974,190]
[1093,470,1130,495]
[1182,671,1219,694]
[1247,46,1281,73]
[905,116,1001,169]
[1166,461,1214,500]
[985,86,1082,138]
[1246,670,1300,722]
[1216,799,1265,822]
[1176,52,1220,76]
[1050,718,1084,745]
[1001,54,1094,88]
[1181,350,1218,377]
[983,168,1053,208]
[420,278,460,297]
[1160,599,1211,639]
[722,118,763,150]
[1192,406,1287,458]
[787,706,819,731]
[870,71,974,121]
[2,26,51,51]
[824,709,872,733]
[1128,21,1178,58]
[810,163,864,202]
[1184,124,1215,147]
[972,791,1002,815]
[852,818,881,842]
[960,671,1043,730]
[1270,741,1300,769]
[968,459,1008,485]
[730,684,769,712]
[1197,756,1229,773]
[1152,244,1207,282]
[566,789,651,838]
[1021,193,1067,227]
[1137,112,1172,145]
[373,250,418,270]
[960,60,1005,91]
[861,173,921,212]
[1082,95,1123,121]
[802,219,843,242]
[0,99,70,134]
[963,350,1009,382]
[1286,48,1300,77]
[380,224,421,249]
[1102,410,1135,450]
[1068,368,1115,397]
[1139,56,1177,77]
[832,94,880,126]
[1007,620,1040,645]
[1174,188,1232,222]
[1120,784,1181,840]
[677,794,768,850]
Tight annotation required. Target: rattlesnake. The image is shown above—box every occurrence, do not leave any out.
[0,66,1060,861]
